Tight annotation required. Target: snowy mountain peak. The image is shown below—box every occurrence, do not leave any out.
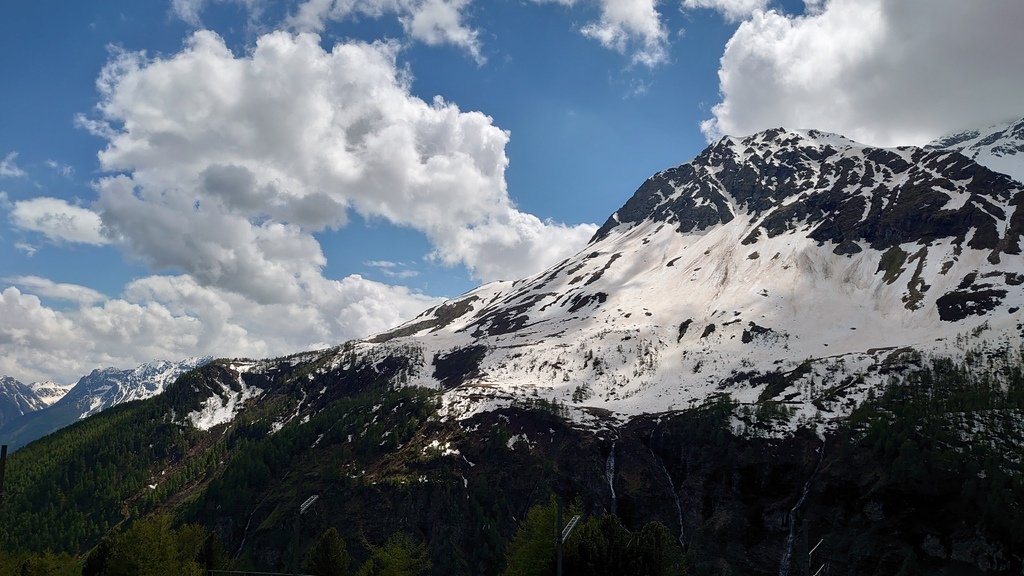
[27,381,73,407]
[334,122,1024,427]
[0,376,48,426]
[59,357,213,419]
[928,116,1024,183]
[592,126,1022,263]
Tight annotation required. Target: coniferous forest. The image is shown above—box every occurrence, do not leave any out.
[1,348,1023,575]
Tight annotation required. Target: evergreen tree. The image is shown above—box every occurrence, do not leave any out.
[502,497,557,576]
[95,516,205,576]
[356,533,430,576]
[304,528,350,576]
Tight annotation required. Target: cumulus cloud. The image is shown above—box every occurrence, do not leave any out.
[0,274,440,383]
[1,152,27,178]
[702,0,1024,146]
[535,0,669,66]
[288,0,483,62]
[9,197,110,245]
[0,29,598,382]
[86,30,592,294]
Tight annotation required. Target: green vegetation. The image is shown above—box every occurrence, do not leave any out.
[305,528,350,576]
[504,498,685,576]
[2,347,1022,574]
[356,533,431,576]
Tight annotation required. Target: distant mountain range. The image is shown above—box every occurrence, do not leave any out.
[0,357,210,450]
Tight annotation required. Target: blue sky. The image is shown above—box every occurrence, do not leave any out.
[2,0,1022,382]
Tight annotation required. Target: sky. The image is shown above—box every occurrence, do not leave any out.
[2,0,1023,383]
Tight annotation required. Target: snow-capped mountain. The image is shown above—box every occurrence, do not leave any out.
[927,116,1024,183]
[27,381,74,407]
[0,357,211,449]
[0,376,48,427]
[58,357,212,419]
[229,121,1021,430]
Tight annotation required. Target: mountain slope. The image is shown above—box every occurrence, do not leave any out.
[26,381,74,407]
[928,116,1024,183]
[0,357,210,450]
[354,126,1023,426]
[0,376,47,428]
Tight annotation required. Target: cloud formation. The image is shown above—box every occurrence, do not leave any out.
[681,0,766,21]
[287,0,484,62]
[0,275,438,383]
[1,152,27,178]
[87,31,592,291]
[9,197,110,245]
[2,29,597,382]
[702,0,1024,146]
[535,0,669,66]
[4,276,106,305]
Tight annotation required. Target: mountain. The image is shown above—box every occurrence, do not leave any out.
[2,123,1023,575]
[0,357,211,450]
[927,117,1024,183]
[0,376,47,428]
[26,381,73,407]
[354,125,1023,425]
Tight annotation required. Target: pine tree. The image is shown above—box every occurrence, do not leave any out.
[356,533,430,576]
[304,528,350,576]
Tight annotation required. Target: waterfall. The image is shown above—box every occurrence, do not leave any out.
[648,444,685,549]
[605,441,618,515]
[778,444,826,576]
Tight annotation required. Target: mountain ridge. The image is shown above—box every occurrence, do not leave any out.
[0,357,211,450]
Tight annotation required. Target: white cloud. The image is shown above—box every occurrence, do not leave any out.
[1,152,27,178]
[9,197,111,245]
[535,0,669,66]
[0,274,441,383]
[14,243,37,257]
[681,0,766,21]
[86,30,592,295]
[45,160,75,178]
[366,260,420,278]
[1,28,605,383]
[702,0,1024,146]
[287,0,484,62]
[170,0,265,27]
[4,276,106,305]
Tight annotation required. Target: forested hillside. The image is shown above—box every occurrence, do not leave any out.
[2,346,1022,575]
